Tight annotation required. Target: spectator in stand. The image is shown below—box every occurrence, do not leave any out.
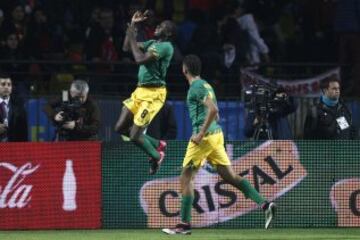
[0,32,24,68]
[334,0,360,98]
[176,9,200,54]
[146,101,177,140]
[85,8,123,62]
[0,9,4,34]
[188,0,222,12]
[233,2,270,65]
[187,9,221,79]
[85,6,101,40]
[2,4,27,44]
[143,0,175,22]
[25,8,52,59]
[215,7,244,96]
[0,32,29,96]
[0,74,28,142]
[304,77,357,140]
[215,40,242,97]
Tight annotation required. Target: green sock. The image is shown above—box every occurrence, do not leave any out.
[134,136,160,160]
[180,195,194,223]
[238,179,266,205]
[143,134,160,148]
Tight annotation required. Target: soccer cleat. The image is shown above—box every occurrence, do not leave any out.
[157,140,167,153]
[149,151,165,175]
[264,202,276,229]
[148,140,167,175]
[162,223,191,235]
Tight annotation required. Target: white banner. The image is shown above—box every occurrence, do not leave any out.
[240,68,340,97]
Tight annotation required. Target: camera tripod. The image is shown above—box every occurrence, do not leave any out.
[252,114,273,140]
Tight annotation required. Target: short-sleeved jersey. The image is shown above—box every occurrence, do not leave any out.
[138,40,174,86]
[186,79,221,134]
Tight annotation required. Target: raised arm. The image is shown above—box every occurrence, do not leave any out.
[126,25,156,64]
[123,10,156,64]
[123,11,145,52]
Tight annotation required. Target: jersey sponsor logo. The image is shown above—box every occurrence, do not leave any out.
[140,140,307,227]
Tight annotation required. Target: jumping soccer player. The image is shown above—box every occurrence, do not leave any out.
[115,11,176,174]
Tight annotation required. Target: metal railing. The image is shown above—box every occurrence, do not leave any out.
[3,60,358,141]
[0,60,343,98]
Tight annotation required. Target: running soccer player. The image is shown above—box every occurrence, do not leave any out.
[162,55,276,235]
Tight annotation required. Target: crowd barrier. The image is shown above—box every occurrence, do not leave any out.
[27,99,246,141]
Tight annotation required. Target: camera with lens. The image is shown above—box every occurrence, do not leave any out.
[244,84,288,117]
[56,90,83,125]
[58,99,82,123]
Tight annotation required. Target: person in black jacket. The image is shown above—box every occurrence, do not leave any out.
[304,77,356,139]
[0,74,28,142]
[43,80,100,141]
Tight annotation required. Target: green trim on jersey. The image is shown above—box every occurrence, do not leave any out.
[138,40,174,86]
[186,79,222,134]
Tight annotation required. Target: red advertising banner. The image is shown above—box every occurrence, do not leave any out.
[0,142,101,229]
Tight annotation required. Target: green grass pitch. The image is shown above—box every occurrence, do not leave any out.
[1,229,360,240]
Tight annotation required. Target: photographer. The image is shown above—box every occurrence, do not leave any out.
[43,80,100,141]
[244,87,297,140]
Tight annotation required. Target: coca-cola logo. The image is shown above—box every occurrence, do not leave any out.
[0,162,40,209]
